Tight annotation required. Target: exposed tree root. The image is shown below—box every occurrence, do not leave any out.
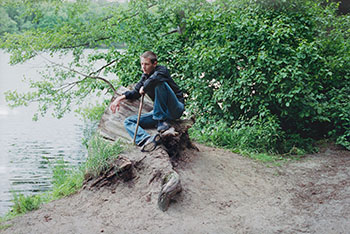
[84,86,197,211]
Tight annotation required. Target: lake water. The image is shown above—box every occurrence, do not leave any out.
[0,50,92,215]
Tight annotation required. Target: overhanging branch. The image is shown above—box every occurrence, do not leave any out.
[31,47,117,94]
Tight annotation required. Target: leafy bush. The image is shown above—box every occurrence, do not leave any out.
[120,0,350,153]
[2,0,349,153]
[191,115,284,153]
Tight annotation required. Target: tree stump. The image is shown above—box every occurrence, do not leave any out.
[86,86,197,211]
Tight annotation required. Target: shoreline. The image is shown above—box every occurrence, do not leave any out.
[1,143,349,234]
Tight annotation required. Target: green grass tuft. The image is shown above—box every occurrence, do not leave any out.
[85,135,123,177]
[0,223,12,231]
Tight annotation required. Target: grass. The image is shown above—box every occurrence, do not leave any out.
[50,162,85,199]
[85,135,123,177]
[1,134,123,221]
[0,223,12,231]
[0,214,13,230]
[10,192,47,215]
[189,121,306,165]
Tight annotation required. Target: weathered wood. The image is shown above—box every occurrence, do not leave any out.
[86,86,196,211]
[97,86,153,142]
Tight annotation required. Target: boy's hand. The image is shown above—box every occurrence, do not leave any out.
[139,86,145,95]
[110,95,126,113]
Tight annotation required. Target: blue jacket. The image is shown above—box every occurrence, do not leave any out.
[123,65,184,104]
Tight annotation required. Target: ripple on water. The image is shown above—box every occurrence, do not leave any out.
[0,113,87,216]
[0,50,99,216]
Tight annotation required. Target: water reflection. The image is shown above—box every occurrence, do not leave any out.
[0,50,88,215]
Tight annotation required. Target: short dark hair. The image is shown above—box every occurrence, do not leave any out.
[140,51,158,64]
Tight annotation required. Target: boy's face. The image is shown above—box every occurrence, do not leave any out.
[141,57,157,75]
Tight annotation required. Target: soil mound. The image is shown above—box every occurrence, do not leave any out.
[1,144,350,234]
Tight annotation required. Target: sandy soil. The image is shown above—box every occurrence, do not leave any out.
[1,143,349,234]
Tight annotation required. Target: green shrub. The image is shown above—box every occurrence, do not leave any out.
[117,0,350,153]
[336,129,350,150]
[191,114,286,153]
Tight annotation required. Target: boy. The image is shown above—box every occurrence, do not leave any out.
[110,51,184,152]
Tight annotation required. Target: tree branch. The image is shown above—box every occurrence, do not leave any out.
[91,58,118,76]
[161,27,181,37]
[31,47,117,94]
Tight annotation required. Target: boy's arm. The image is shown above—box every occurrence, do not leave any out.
[110,95,126,113]
[123,75,146,99]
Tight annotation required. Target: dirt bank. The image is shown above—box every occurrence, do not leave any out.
[1,143,349,234]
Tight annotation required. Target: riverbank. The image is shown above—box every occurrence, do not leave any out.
[0,50,88,215]
[1,143,349,234]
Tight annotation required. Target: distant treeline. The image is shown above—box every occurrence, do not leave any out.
[1,0,349,37]
[0,0,122,36]
[0,0,350,36]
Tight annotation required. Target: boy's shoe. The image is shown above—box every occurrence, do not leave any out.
[137,136,151,147]
[157,120,170,133]
[141,134,161,152]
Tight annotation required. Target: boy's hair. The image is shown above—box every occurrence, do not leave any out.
[140,51,158,64]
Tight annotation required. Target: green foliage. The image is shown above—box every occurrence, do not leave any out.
[173,0,349,152]
[1,0,349,153]
[0,223,12,231]
[3,135,124,218]
[75,101,108,147]
[85,135,123,177]
[6,158,83,217]
[50,159,84,198]
[336,129,350,150]
[76,101,108,122]
[49,136,124,198]
[10,192,45,215]
[0,7,18,35]
[190,115,286,154]
[0,0,117,36]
